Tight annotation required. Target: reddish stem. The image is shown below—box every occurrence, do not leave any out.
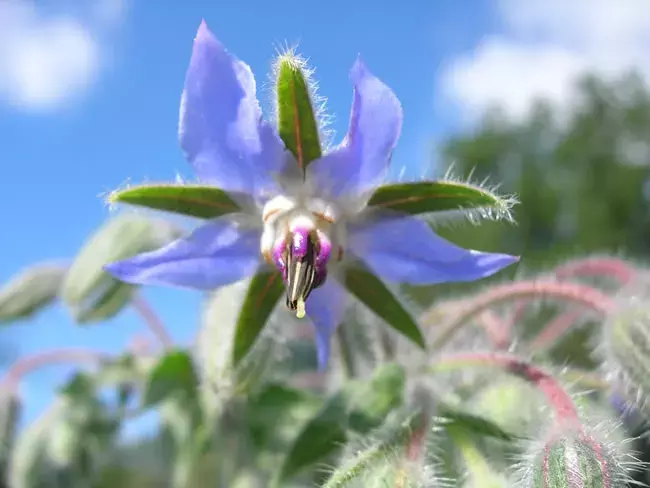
[395,412,428,488]
[554,257,635,285]
[433,352,580,426]
[0,348,108,395]
[527,309,585,351]
[501,258,634,343]
[430,281,613,350]
[477,310,511,349]
[131,292,174,349]
[525,258,634,353]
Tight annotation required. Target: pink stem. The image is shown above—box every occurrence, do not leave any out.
[433,352,580,426]
[477,310,511,349]
[0,348,108,395]
[395,412,429,488]
[431,281,613,350]
[501,258,634,341]
[525,258,635,353]
[554,257,635,284]
[506,299,529,331]
[527,309,585,351]
[131,293,174,349]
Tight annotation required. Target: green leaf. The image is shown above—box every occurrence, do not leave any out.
[108,184,242,220]
[0,263,67,324]
[232,271,284,366]
[437,403,515,441]
[368,181,513,216]
[274,392,349,485]
[347,363,406,433]
[142,350,199,407]
[62,214,180,324]
[246,384,321,453]
[59,373,96,402]
[276,54,322,170]
[340,266,426,349]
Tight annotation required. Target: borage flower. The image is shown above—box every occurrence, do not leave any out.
[105,21,518,369]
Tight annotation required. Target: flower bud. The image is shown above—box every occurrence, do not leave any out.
[601,279,650,412]
[522,432,630,487]
[197,278,284,416]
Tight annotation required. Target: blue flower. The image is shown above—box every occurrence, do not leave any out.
[105,21,518,369]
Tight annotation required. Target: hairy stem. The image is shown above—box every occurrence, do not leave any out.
[395,412,428,488]
[429,281,613,351]
[527,309,586,351]
[503,257,633,340]
[428,352,580,426]
[554,257,635,284]
[477,310,511,349]
[131,292,174,349]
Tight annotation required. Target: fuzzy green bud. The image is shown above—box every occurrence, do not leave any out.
[602,282,650,412]
[524,433,629,487]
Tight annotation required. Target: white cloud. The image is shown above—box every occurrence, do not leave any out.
[441,0,650,120]
[0,0,124,112]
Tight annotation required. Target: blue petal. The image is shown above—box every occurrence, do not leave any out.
[305,278,347,370]
[306,58,402,198]
[347,212,519,285]
[179,21,286,199]
[104,217,261,289]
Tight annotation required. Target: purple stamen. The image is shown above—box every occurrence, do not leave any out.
[291,227,311,259]
[272,227,333,316]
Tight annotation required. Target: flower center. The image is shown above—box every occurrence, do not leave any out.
[278,227,330,317]
[260,195,343,318]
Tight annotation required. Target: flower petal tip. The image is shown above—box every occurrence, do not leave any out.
[482,252,520,277]
[195,20,220,48]
[350,56,369,83]
[197,19,211,37]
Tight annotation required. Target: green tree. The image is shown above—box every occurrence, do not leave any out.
[439,72,650,269]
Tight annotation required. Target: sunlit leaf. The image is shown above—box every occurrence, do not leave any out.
[340,266,425,349]
[0,263,67,324]
[62,214,180,324]
[108,184,242,220]
[368,180,513,217]
[276,55,322,170]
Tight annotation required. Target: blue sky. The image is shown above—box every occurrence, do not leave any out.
[2,0,648,436]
